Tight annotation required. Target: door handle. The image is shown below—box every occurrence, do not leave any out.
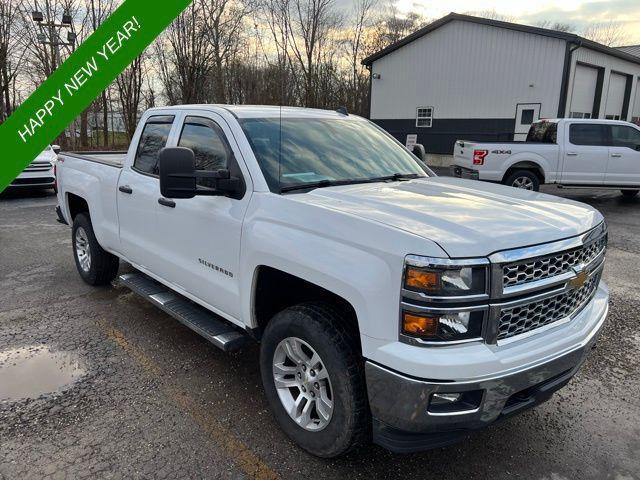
[566,152,578,156]
[119,185,133,194]
[158,197,176,208]
[611,153,622,158]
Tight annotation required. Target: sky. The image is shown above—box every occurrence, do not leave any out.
[372,0,640,45]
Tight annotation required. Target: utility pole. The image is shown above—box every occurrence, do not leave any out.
[31,0,76,75]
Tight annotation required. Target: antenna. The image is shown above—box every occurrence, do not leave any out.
[336,106,348,115]
[278,105,282,193]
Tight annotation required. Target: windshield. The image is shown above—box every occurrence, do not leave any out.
[240,117,428,192]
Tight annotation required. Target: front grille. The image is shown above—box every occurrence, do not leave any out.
[11,177,55,185]
[24,161,52,172]
[503,235,607,289]
[498,272,601,341]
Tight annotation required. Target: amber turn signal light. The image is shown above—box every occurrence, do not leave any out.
[402,312,438,336]
[405,267,439,291]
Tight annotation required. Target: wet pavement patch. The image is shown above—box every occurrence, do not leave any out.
[0,345,86,402]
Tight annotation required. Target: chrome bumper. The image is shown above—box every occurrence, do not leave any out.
[367,299,608,452]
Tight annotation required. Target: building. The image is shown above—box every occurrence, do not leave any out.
[362,13,640,158]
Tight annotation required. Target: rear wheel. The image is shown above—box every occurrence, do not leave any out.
[260,302,369,458]
[503,170,540,191]
[621,189,639,198]
[72,213,119,285]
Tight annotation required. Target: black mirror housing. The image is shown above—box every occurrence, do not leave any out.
[52,145,61,154]
[412,143,427,162]
[159,147,197,199]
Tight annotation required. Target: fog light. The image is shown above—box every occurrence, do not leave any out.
[428,390,483,415]
[431,393,461,404]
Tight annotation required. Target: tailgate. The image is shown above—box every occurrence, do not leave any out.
[453,140,482,169]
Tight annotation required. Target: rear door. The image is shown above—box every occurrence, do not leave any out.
[561,122,609,185]
[606,124,640,185]
[117,115,175,270]
[514,104,541,141]
[153,111,252,321]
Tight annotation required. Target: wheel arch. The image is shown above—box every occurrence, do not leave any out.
[502,159,546,184]
[250,265,360,350]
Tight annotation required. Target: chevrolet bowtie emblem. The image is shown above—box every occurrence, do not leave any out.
[568,267,588,290]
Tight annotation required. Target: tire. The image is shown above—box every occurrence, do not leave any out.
[260,302,369,458]
[621,189,639,198]
[503,169,541,191]
[72,213,119,286]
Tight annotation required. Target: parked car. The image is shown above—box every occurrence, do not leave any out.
[453,118,640,196]
[9,145,60,192]
[55,106,609,457]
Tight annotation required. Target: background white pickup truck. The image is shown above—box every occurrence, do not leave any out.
[453,119,640,196]
[56,105,609,457]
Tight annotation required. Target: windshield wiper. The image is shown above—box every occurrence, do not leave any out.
[370,173,422,182]
[279,173,423,193]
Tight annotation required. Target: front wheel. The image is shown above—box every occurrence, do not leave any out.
[621,189,639,198]
[503,170,540,191]
[72,213,119,285]
[260,302,369,458]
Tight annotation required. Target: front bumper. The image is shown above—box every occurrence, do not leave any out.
[366,292,608,453]
[452,165,479,180]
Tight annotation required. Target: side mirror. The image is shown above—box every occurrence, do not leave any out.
[158,147,244,199]
[412,143,427,162]
[52,145,61,154]
[635,144,640,151]
[159,147,197,199]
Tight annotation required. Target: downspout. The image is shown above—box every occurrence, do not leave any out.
[557,40,582,118]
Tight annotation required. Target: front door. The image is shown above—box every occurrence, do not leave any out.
[561,122,608,185]
[153,112,252,322]
[514,104,540,141]
[606,124,640,185]
[117,115,175,270]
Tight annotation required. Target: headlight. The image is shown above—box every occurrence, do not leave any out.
[403,256,488,297]
[401,309,485,342]
[400,256,489,344]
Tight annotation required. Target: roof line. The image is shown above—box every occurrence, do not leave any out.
[361,12,640,67]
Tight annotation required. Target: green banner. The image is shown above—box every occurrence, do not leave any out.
[0,0,193,192]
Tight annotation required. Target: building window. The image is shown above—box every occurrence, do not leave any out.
[416,107,433,128]
[520,109,535,125]
[605,114,621,120]
[570,112,592,119]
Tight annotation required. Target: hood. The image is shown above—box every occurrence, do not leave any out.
[290,177,603,258]
[34,147,57,163]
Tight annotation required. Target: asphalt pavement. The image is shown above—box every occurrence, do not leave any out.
[1,183,639,480]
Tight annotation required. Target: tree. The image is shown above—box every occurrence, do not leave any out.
[344,0,376,115]
[582,21,632,47]
[288,0,342,107]
[535,20,575,33]
[202,0,254,103]
[115,55,144,141]
[155,0,215,104]
[0,0,25,122]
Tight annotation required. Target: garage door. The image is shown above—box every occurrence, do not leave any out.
[604,72,627,120]
[632,78,640,126]
[570,64,598,118]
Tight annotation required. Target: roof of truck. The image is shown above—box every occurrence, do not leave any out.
[147,105,357,119]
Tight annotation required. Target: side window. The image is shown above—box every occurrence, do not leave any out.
[569,124,608,146]
[611,125,640,150]
[178,116,232,187]
[133,116,175,175]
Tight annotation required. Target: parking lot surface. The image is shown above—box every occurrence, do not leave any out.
[1,185,639,480]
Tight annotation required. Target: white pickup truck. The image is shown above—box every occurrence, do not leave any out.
[56,105,609,457]
[453,118,640,196]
